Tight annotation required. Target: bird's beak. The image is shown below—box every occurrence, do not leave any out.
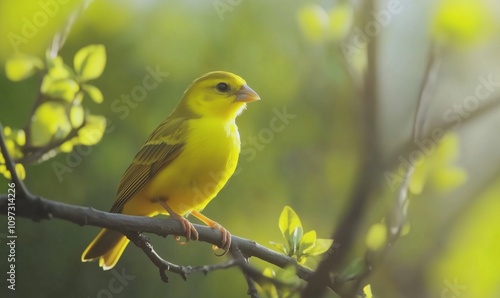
[235,84,260,102]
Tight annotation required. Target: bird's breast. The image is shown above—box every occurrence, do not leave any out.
[174,118,240,210]
[184,118,240,180]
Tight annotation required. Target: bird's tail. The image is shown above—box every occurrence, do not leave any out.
[81,228,130,270]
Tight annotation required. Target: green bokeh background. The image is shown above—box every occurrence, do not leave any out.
[1,0,500,297]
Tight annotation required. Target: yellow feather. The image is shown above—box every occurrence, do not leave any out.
[82,71,260,269]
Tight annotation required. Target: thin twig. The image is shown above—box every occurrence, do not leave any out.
[231,248,259,298]
[49,0,94,58]
[232,247,299,295]
[126,231,242,282]
[387,95,500,176]
[412,44,440,141]
[19,121,86,165]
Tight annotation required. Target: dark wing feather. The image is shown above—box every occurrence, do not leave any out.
[110,117,189,213]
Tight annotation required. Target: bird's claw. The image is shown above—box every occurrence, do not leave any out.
[175,216,199,245]
[210,223,231,256]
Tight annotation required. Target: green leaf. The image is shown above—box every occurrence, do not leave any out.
[1,163,26,180]
[4,138,23,160]
[410,133,467,195]
[306,238,333,256]
[257,266,299,297]
[366,223,388,251]
[432,0,494,48]
[77,115,106,146]
[15,163,26,180]
[41,77,79,101]
[297,4,329,43]
[14,129,26,146]
[269,241,288,255]
[258,268,279,298]
[82,84,104,103]
[3,126,11,136]
[47,56,74,80]
[30,102,72,147]
[327,4,353,40]
[60,141,74,153]
[289,226,303,255]
[275,265,300,287]
[5,54,44,81]
[70,104,84,128]
[262,267,276,278]
[279,206,303,240]
[74,44,106,81]
[363,284,373,298]
[337,258,366,283]
[299,230,316,255]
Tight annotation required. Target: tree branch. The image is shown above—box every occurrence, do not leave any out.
[302,0,380,296]
[0,192,332,293]
[1,100,335,296]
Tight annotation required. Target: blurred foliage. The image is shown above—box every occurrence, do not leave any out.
[410,133,467,195]
[0,126,26,180]
[256,266,300,298]
[429,178,500,298]
[0,43,107,181]
[0,0,500,297]
[365,222,387,252]
[361,284,373,298]
[297,3,353,43]
[432,0,495,48]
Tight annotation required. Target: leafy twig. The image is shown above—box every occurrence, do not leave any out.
[0,123,32,199]
[19,121,86,165]
[49,0,94,58]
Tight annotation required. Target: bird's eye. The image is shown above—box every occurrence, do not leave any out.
[216,82,230,93]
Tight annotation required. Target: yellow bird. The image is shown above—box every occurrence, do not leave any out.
[82,71,260,270]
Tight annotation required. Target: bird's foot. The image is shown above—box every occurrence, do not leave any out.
[158,200,199,244]
[190,210,231,256]
[174,216,199,244]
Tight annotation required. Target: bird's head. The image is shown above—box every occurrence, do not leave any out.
[178,71,260,120]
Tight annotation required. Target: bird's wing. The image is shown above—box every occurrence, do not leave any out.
[110,117,189,213]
